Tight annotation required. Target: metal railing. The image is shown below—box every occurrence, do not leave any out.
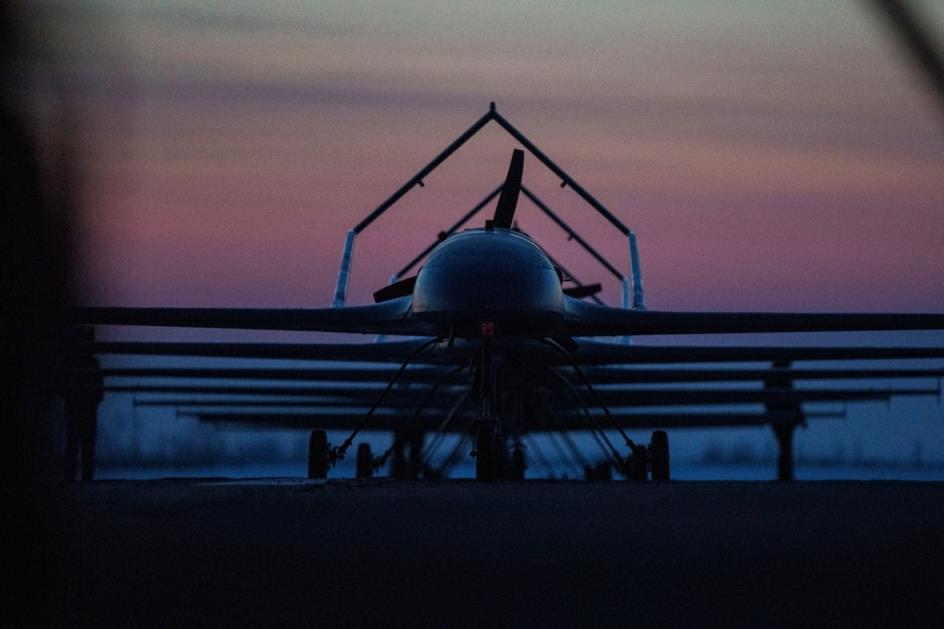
[333,102,645,310]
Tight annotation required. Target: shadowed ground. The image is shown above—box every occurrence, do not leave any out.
[10,480,944,627]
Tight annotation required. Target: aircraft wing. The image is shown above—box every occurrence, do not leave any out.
[96,366,454,382]
[571,340,944,365]
[73,297,429,336]
[186,410,840,431]
[92,366,944,385]
[571,411,843,429]
[83,339,453,363]
[576,367,944,384]
[189,411,472,432]
[119,386,930,406]
[564,298,944,337]
[84,338,944,366]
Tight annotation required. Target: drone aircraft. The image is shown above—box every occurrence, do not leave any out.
[74,107,944,482]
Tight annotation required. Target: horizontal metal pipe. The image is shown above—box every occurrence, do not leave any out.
[352,109,496,234]
[491,110,630,235]
[393,185,502,280]
[521,186,622,280]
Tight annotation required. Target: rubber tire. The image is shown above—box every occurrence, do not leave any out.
[649,430,670,481]
[494,434,508,479]
[510,447,526,480]
[595,461,612,481]
[356,442,373,479]
[628,449,648,480]
[308,430,328,479]
[475,423,497,482]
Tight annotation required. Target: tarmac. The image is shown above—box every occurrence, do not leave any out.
[9,479,944,627]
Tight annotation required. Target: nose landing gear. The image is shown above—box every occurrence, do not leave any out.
[625,430,671,481]
[474,421,497,481]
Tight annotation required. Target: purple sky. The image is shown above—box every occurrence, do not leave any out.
[36,1,943,313]
[22,1,944,469]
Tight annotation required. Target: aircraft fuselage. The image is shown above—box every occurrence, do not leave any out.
[411,228,564,338]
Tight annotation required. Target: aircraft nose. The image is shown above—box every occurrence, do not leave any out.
[411,231,564,331]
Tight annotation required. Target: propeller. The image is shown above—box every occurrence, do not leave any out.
[563,283,602,299]
[492,149,524,229]
[373,276,417,303]
[374,149,527,301]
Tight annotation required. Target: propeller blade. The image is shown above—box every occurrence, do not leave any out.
[563,283,602,299]
[492,149,524,229]
[373,276,417,303]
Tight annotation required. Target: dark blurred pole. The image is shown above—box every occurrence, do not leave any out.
[1,5,77,624]
[63,328,103,482]
[1,3,75,486]
[865,0,944,119]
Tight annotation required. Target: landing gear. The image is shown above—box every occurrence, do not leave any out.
[584,461,613,480]
[772,422,797,481]
[391,428,426,479]
[473,335,500,482]
[494,434,509,479]
[624,431,671,481]
[356,442,373,479]
[391,434,408,479]
[594,461,612,480]
[627,445,648,480]
[308,430,328,479]
[510,445,526,480]
[649,430,670,481]
[408,430,425,479]
[475,422,497,481]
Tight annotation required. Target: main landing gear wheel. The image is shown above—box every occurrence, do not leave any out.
[649,430,670,481]
[510,446,526,480]
[356,442,373,479]
[494,434,509,479]
[595,461,612,481]
[475,422,497,482]
[308,430,328,479]
[628,446,648,481]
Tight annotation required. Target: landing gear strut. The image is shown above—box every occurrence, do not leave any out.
[308,430,328,479]
[475,422,497,481]
[649,430,670,481]
[356,442,373,479]
[392,428,426,479]
[474,335,503,482]
[510,445,527,480]
[625,430,671,481]
[772,422,797,481]
[627,444,647,480]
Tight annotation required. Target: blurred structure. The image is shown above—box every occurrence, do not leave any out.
[866,0,944,118]
[1,2,76,484]
[63,327,104,482]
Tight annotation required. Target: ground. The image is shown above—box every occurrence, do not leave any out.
[8,479,944,627]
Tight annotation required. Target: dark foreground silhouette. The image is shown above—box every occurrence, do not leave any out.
[11,480,944,627]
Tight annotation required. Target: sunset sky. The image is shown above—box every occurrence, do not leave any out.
[32,0,944,314]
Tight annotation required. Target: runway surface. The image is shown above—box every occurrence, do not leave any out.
[11,480,944,627]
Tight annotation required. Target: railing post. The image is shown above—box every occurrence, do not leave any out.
[628,231,645,310]
[333,230,357,308]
